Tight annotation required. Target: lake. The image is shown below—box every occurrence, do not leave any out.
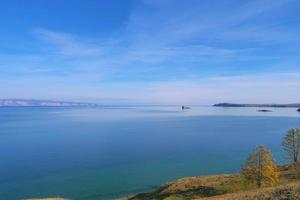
[0,106,300,199]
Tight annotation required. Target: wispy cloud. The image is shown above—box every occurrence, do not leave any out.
[34,28,103,56]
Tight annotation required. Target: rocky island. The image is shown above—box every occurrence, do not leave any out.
[214,103,300,108]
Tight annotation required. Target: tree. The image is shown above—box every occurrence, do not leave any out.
[282,128,300,163]
[242,145,278,188]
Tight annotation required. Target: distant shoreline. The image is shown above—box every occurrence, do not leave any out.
[1,99,300,108]
[214,103,300,108]
[0,99,98,107]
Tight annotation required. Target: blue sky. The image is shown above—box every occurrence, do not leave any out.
[1,0,300,104]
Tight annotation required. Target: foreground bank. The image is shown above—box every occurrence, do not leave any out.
[123,163,300,200]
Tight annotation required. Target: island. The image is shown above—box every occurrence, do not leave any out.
[214,102,300,108]
[257,109,273,112]
[0,99,98,107]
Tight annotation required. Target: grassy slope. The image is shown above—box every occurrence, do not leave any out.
[125,164,300,200]
[201,182,300,200]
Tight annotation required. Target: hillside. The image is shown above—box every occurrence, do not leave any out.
[125,164,300,200]
[200,182,300,200]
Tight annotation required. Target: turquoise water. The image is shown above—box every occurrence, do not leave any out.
[0,106,300,200]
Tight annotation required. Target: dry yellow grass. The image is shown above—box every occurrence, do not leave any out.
[200,181,300,200]
[127,174,244,200]
[161,174,235,193]
[127,164,300,200]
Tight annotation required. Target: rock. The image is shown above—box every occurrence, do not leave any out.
[182,106,191,110]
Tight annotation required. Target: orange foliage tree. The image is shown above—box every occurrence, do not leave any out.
[242,145,278,188]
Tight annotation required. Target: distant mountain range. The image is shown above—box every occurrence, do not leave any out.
[0,99,98,107]
[214,103,300,108]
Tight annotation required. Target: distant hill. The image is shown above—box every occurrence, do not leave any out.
[214,103,300,108]
[0,99,98,107]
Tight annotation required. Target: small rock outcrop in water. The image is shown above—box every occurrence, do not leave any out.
[298,108,300,112]
[182,106,191,110]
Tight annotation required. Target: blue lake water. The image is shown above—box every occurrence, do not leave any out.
[0,106,300,200]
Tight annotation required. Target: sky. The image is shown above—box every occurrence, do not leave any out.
[1,0,300,105]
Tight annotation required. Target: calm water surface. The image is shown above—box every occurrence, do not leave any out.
[0,106,300,199]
